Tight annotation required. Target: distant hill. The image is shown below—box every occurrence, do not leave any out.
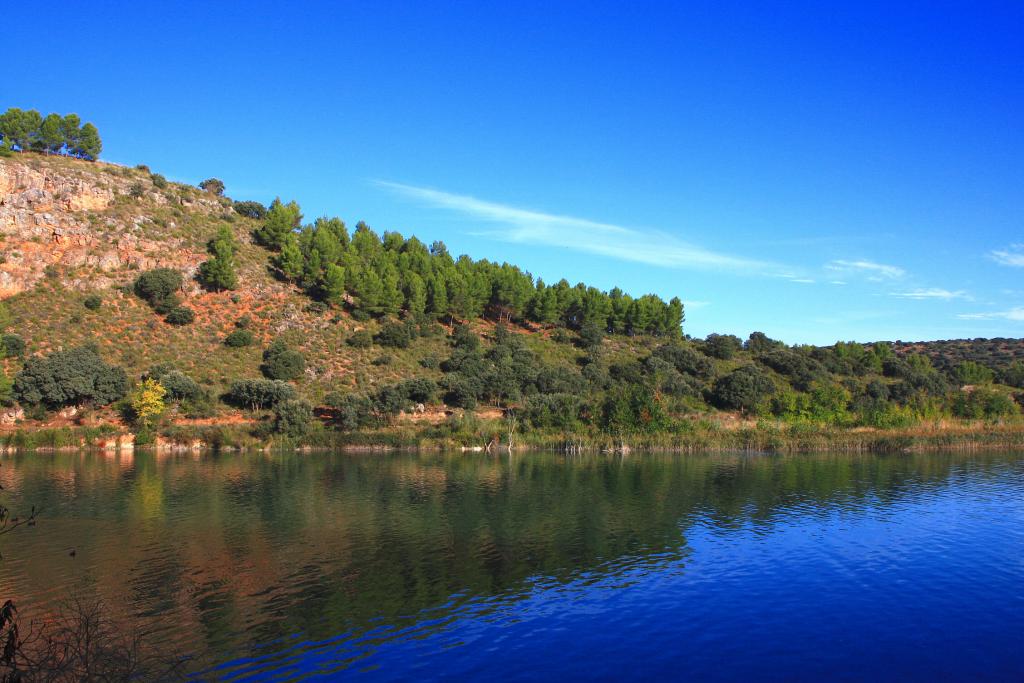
[891,338,1024,374]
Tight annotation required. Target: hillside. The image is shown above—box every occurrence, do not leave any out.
[891,338,1024,373]
[0,152,1022,451]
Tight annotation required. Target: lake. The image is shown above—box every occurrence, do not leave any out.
[1,450,1022,681]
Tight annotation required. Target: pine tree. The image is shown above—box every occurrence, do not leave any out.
[275,234,304,280]
[0,108,41,151]
[320,216,349,248]
[301,248,324,291]
[198,226,238,291]
[60,114,81,153]
[350,265,384,313]
[77,122,102,160]
[664,297,684,337]
[379,261,404,316]
[426,275,448,317]
[255,198,303,249]
[403,272,427,316]
[38,113,64,154]
[352,221,382,257]
[320,264,346,304]
[310,218,344,264]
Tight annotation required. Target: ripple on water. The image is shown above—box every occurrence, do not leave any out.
[1,450,1023,681]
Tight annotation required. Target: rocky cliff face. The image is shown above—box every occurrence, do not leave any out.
[0,156,224,297]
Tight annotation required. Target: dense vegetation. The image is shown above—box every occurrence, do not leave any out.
[0,107,102,160]
[0,152,1021,451]
[260,201,685,335]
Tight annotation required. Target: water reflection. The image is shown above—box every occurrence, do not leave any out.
[1,450,1022,680]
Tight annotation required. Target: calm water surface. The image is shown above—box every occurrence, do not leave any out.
[1,450,1022,681]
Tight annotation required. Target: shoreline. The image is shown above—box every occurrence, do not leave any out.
[3,421,1024,455]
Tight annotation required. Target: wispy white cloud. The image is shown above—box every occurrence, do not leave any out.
[789,278,815,284]
[829,280,847,286]
[891,288,971,301]
[989,244,1024,267]
[682,300,711,310]
[375,181,795,277]
[825,259,906,281]
[957,307,1024,322]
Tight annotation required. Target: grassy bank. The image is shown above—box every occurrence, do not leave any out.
[4,419,1024,455]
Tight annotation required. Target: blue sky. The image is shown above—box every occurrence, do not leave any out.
[6,1,1023,344]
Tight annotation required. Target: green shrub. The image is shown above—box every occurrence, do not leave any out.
[164,307,195,326]
[233,200,266,220]
[703,333,743,360]
[419,321,445,338]
[325,392,373,431]
[1001,361,1024,389]
[661,370,701,397]
[261,339,305,380]
[134,268,182,309]
[951,387,1019,419]
[83,293,103,310]
[710,365,775,414]
[273,399,314,437]
[600,384,667,433]
[442,377,477,409]
[756,349,826,391]
[151,295,181,315]
[347,330,373,348]
[224,329,255,348]
[306,301,328,315]
[652,344,716,379]
[0,370,13,407]
[398,377,438,403]
[1,334,25,358]
[953,360,995,385]
[14,346,128,409]
[524,393,583,430]
[150,173,167,189]
[153,370,202,402]
[551,328,571,344]
[224,379,296,411]
[577,322,603,350]
[180,393,217,419]
[375,321,413,348]
[199,178,225,196]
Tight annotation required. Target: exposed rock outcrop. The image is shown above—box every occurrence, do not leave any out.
[0,157,218,297]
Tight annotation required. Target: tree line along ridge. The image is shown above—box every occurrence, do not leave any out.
[0,107,102,160]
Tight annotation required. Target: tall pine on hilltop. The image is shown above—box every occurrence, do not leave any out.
[0,107,102,159]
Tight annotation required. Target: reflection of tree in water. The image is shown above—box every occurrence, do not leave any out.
[0,450,1015,673]
[0,463,183,682]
